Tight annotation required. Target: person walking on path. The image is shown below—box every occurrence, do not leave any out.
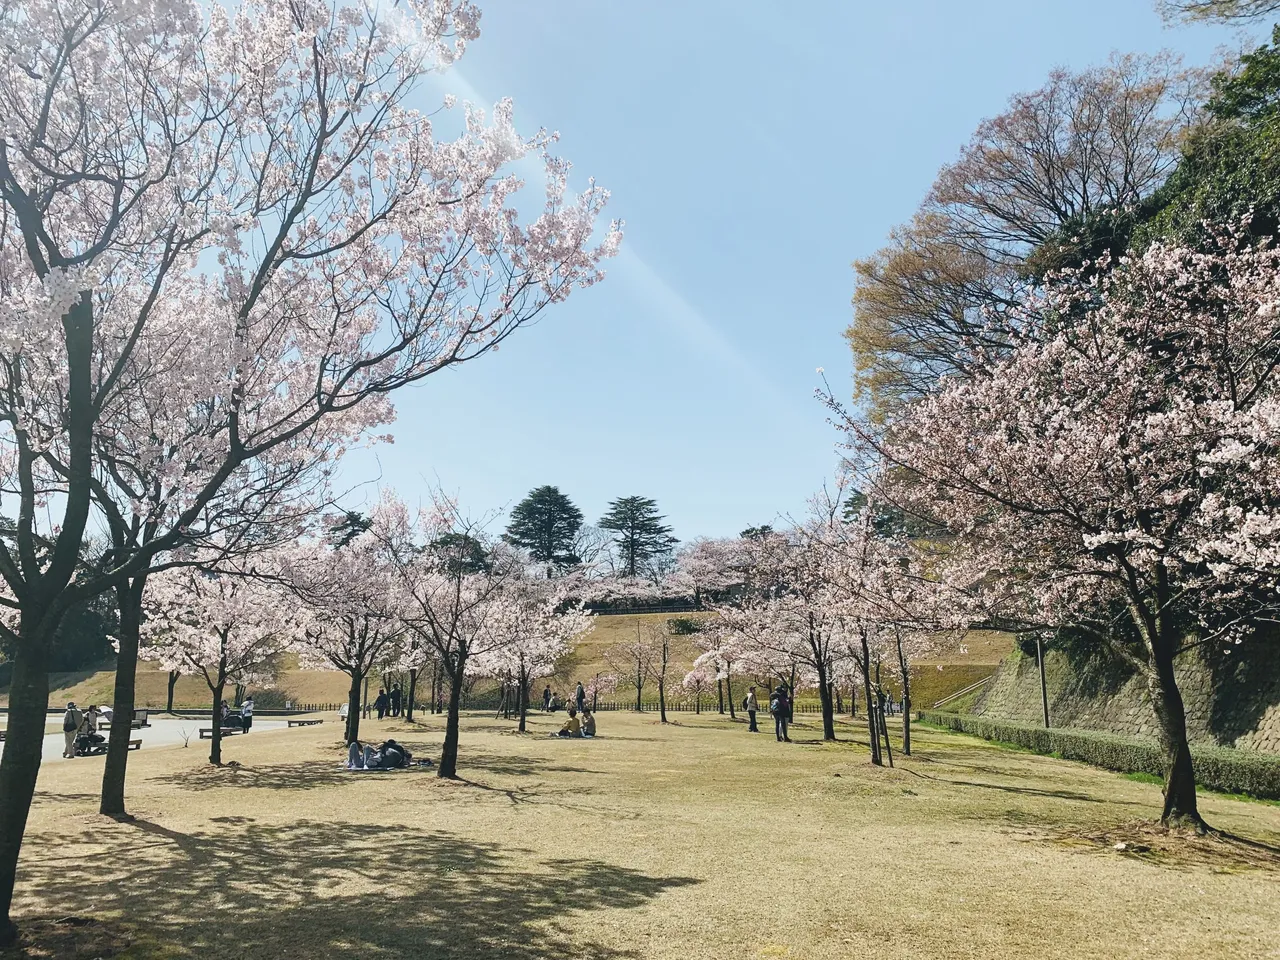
[374,688,390,720]
[389,684,403,717]
[575,681,586,715]
[61,702,82,758]
[770,684,791,742]
[240,696,254,733]
[542,685,552,712]
[745,687,759,733]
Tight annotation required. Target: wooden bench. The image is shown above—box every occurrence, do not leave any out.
[99,719,144,730]
[133,710,152,728]
[198,727,244,739]
[287,719,324,727]
[128,739,141,751]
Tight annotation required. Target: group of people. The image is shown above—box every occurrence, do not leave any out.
[345,737,416,770]
[219,696,254,732]
[542,680,589,714]
[372,684,404,720]
[60,701,110,758]
[742,684,794,742]
[555,707,597,738]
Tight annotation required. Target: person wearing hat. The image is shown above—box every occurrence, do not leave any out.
[61,702,83,758]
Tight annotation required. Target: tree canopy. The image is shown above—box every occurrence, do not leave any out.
[504,486,584,573]
[599,497,678,579]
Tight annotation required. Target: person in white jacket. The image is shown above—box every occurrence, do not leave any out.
[240,696,254,733]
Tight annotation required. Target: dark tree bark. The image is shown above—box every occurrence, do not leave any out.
[209,677,227,766]
[861,631,882,765]
[517,667,530,733]
[100,577,144,817]
[816,658,836,741]
[406,667,418,723]
[345,672,363,745]
[166,670,179,714]
[0,624,54,943]
[895,630,913,756]
[726,671,736,721]
[438,650,468,778]
[1148,639,1201,825]
[717,677,724,714]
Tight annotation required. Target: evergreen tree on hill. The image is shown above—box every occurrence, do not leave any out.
[599,496,678,578]
[504,486,585,575]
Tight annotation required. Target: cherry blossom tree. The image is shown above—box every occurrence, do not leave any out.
[681,658,717,714]
[472,577,593,732]
[0,0,619,929]
[382,496,522,778]
[835,233,1280,823]
[141,562,295,765]
[603,620,659,713]
[670,538,745,609]
[286,519,406,746]
[585,671,618,711]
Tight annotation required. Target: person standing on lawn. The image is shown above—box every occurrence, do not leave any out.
[61,702,83,758]
[575,681,586,715]
[389,684,403,717]
[770,684,791,743]
[745,686,759,733]
[542,685,552,711]
[240,696,254,733]
[374,688,390,720]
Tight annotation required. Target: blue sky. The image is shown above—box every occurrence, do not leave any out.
[339,1,1257,540]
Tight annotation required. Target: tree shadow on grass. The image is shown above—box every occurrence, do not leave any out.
[10,818,699,959]
[900,767,1121,805]
[145,762,371,793]
[458,751,603,779]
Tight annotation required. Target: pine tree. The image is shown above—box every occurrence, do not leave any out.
[599,496,678,578]
[504,486,584,575]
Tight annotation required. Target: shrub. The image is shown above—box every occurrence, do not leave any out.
[916,710,1280,800]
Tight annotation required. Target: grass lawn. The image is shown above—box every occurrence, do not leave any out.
[6,709,1279,959]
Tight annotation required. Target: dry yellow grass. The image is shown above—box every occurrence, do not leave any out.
[5,707,1279,959]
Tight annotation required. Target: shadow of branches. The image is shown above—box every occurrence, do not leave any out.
[13,818,698,959]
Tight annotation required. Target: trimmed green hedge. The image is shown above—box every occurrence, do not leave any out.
[917,710,1280,800]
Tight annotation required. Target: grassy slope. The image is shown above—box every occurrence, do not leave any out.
[9,623,1014,711]
[9,709,1280,959]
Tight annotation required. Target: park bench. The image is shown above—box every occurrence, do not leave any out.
[99,718,144,730]
[198,727,244,739]
[128,739,141,751]
[133,709,152,727]
[287,719,324,727]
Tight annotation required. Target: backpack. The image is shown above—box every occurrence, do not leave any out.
[63,711,79,732]
[769,696,780,715]
[742,696,749,710]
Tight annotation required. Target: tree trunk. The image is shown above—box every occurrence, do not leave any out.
[834,684,843,714]
[849,684,857,718]
[635,665,643,712]
[518,667,530,733]
[345,672,362,745]
[881,702,894,768]
[166,670,179,714]
[101,577,144,817]
[406,667,418,723]
[658,678,667,723]
[1147,647,1202,826]
[726,671,736,720]
[438,658,467,779]
[0,631,53,942]
[861,633,881,765]
[717,677,724,714]
[896,632,913,757]
[816,659,835,741]
[209,679,226,766]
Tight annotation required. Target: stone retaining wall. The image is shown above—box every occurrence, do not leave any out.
[975,636,1280,755]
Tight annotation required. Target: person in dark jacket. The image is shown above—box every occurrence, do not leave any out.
[542,686,552,711]
[389,684,403,717]
[575,681,586,714]
[374,688,390,720]
[770,684,792,742]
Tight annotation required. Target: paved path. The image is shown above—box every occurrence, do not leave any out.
[6,717,294,764]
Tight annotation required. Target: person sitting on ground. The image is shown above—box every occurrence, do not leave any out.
[378,739,411,768]
[581,709,596,738]
[557,708,582,738]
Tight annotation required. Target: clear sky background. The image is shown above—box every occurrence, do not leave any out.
[338,1,1260,541]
